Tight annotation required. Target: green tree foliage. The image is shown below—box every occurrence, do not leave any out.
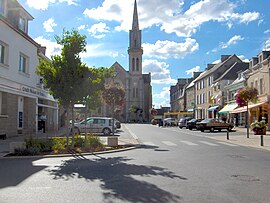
[37,29,106,147]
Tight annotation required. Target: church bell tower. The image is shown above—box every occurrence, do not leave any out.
[128,0,143,75]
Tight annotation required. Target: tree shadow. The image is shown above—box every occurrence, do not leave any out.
[47,155,186,202]
[0,158,46,189]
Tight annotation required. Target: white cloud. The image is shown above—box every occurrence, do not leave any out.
[34,36,62,57]
[221,35,244,49]
[26,0,78,10]
[185,66,200,76]
[78,25,86,31]
[153,87,171,107]
[238,55,249,62]
[208,35,244,54]
[87,22,110,39]
[264,39,270,51]
[142,59,177,84]
[80,44,119,58]
[143,39,199,59]
[83,0,260,37]
[43,18,57,32]
[264,29,270,34]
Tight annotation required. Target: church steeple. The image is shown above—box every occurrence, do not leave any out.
[128,0,143,75]
[132,0,139,31]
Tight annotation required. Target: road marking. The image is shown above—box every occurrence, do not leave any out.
[180,141,198,146]
[199,141,219,146]
[162,141,177,146]
[216,141,237,146]
[124,125,139,140]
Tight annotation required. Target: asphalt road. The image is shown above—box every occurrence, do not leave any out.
[0,124,270,203]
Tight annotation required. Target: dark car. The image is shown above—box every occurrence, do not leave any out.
[187,118,203,130]
[178,117,193,129]
[196,118,234,132]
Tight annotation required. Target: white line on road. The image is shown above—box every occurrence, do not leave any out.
[180,141,198,146]
[216,141,237,146]
[162,141,177,146]
[199,141,219,146]
[124,125,139,140]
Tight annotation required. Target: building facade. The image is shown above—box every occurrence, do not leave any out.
[0,0,58,137]
[101,0,152,123]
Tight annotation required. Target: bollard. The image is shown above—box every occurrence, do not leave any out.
[227,129,229,140]
[260,135,264,146]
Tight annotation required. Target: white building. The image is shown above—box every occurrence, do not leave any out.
[0,0,58,137]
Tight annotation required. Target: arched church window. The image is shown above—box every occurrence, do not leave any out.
[136,58,139,71]
[132,58,135,71]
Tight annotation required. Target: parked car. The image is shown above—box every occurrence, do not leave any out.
[163,118,178,126]
[187,118,203,130]
[72,117,117,136]
[196,118,234,132]
[178,117,193,129]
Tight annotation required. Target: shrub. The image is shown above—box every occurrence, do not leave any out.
[74,135,85,148]
[85,135,104,151]
[52,137,66,153]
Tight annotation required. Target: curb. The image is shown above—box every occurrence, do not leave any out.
[0,144,140,159]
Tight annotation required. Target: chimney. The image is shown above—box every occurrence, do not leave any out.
[38,46,46,55]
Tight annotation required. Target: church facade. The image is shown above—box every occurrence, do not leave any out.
[101,0,152,123]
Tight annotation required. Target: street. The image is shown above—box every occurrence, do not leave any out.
[0,124,270,203]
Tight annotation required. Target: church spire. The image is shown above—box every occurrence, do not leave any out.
[132,0,139,30]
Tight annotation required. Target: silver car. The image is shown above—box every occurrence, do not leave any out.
[73,117,117,136]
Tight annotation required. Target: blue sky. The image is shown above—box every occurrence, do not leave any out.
[18,0,270,108]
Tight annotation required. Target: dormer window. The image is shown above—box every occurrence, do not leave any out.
[0,0,4,15]
[19,16,26,32]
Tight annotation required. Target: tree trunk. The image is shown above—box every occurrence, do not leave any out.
[66,107,70,147]
[71,105,75,148]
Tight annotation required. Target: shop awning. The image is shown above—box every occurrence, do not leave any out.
[208,105,219,111]
[218,103,238,114]
[187,108,194,112]
[230,101,268,114]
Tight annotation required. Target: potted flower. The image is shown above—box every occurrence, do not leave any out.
[251,120,267,135]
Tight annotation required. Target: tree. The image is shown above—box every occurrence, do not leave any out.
[37,29,91,147]
[235,87,258,138]
[79,67,107,140]
[102,81,125,135]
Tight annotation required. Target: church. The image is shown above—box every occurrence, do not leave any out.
[101,0,152,123]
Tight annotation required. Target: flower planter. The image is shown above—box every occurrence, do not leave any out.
[253,128,266,135]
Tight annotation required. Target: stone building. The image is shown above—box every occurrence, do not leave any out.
[101,0,152,123]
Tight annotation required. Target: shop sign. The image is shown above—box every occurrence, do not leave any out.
[21,86,47,98]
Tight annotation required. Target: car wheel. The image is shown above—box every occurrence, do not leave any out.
[210,127,214,132]
[189,127,192,130]
[228,127,232,131]
[218,129,221,132]
[200,129,204,132]
[103,128,111,136]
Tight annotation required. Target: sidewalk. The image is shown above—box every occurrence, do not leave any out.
[0,124,139,158]
[205,127,270,151]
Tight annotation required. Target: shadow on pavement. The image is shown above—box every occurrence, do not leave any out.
[47,155,187,203]
[0,158,46,189]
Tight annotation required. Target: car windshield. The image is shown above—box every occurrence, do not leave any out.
[200,119,213,123]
